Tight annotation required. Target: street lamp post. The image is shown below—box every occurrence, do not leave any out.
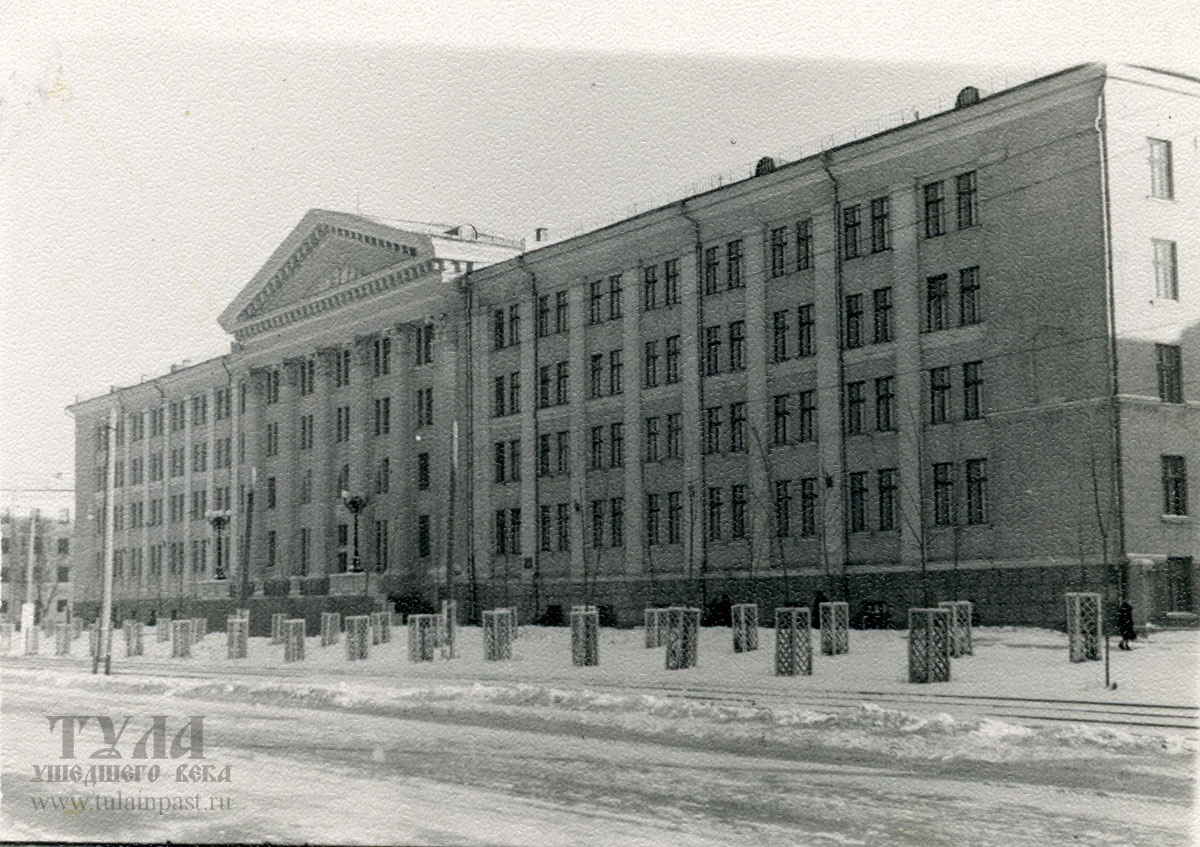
[205,509,232,580]
[341,490,369,601]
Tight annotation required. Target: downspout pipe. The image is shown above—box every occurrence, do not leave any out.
[460,276,479,623]
[678,199,706,611]
[517,254,541,617]
[1095,89,1127,599]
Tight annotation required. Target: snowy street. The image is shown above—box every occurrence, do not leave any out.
[1,625,1196,845]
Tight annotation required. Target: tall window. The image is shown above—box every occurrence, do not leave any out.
[704,406,723,455]
[415,325,434,366]
[845,382,866,435]
[772,310,790,362]
[335,349,351,387]
[924,180,946,238]
[959,266,981,325]
[589,280,603,324]
[300,414,314,449]
[729,402,746,453]
[965,459,988,525]
[509,372,521,415]
[417,452,430,490]
[1163,455,1188,515]
[555,361,569,405]
[556,431,570,474]
[609,422,624,468]
[557,503,571,551]
[703,246,721,295]
[376,457,390,494]
[609,274,623,320]
[667,491,682,544]
[926,274,950,331]
[799,479,816,537]
[1148,138,1174,200]
[728,321,746,372]
[773,394,790,445]
[1157,344,1183,403]
[591,500,605,549]
[417,516,431,558]
[538,433,552,476]
[871,196,891,252]
[589,354,603,398]
[644,340,660,387]
[1153,239,1178,300]
[610,497,624,546]
[555,290,569,334]
[493,376,507,417]
[266,422,280,456]
[374,396,391,436]
[664,259,680,305]
[493,308,507,349]
[842,204,862,259]
[643,265,659,310]
[373,336,392,376]
[848,472,868,533]
[844,294,863,349]
[796,304,814,357]
[703,325,722,376]
[726,239,743,289]
[646,493,661,545]
[873,287,893,343]
[644,416,660,462]
[508,304,520,347]
[933,462,955,526]
[930,367,951,424]
[609,349,624,395]
[797,390,816,443]
[707,487,724,541]
[878,469,897,531]
[537,295,550,337]
[773,480,791,537]
[875,376,895,431]
[963,361,983,420]
[731,484,746,539]
[665,335,680,383]
[509,509,522,555]
[415,387,433,427]
[956,171,978,229]
[795,219,813,271]
[538,365,551,409]
[539,504,552,552]
[770,226,787,277]
[665,413,681,459]
[590,426,605,470]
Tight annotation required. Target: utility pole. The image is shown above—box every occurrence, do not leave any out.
[94,406,117,675]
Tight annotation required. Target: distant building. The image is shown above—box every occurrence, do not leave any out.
[1,505,75,625]
[69,64,1198,626]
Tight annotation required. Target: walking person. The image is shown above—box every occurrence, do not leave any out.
[1117,601,1136,650]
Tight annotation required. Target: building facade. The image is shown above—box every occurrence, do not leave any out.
[70,64,1198,627]
[1,505,75,626]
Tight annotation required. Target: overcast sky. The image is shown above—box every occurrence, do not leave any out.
[3,1,1198,501]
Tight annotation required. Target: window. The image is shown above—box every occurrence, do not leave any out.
[493,376,506,417]
[376,457,390,494]
[667,491,682,544]
[374,397,391,436]
[300,469,313,504]
[728,321,746,371]
[770,227,787,277]
[609,349,624,395]
[845,381,865,435]
[644,416,660,462]
[773,481,790,537]
[537,295,550,337]
[871,196,891,252]
[799,478,817,537]
[265,477,276,510]
[704,325,722,376]
[1149,138,1174,200]
[842,204,862,259]
[956,171,978,229]
[873,287,893,343]
[555,291,569,333]
[150,407,164,437]
[930,367,951,424]
[924,180,946,238]
[707,487,723,541]
[610,497,624,546]
[373,520,389,570]
[508,305,520,348]
[646,493,661,545]
[1163,455,1188,515]
[664,259,680,305]
[538,433,552,477]
[609,274,623,319]
[415,325,434,366]
[797,304,814,357]
[129,411,144,441]
[772,310,790,362]
[773,395,791,445]
[933,463,955,526]
[555,361,569,405]
[192,442,207,473]
[729,402,746,453]
[589,280,603,324]
[300,414,314,450]
[610,422,624,468]
[418,515,431,558]
[726,239,743,289]
[170,447,184,477]
[590,426,605,470]
[494,442,508,483]
[298,358,315,396]
[643,265,658,310]
[926,274,950,332]
[192,394,208,426]
[130,456,143,485]
[266,531,276,569]
[494,510,508,555]
[704,406,722,455]
[337,463,351,493]
[875,376,896,432]
[960,267,981,325]
[965,459,988,525]
[844,294,863,349]
[848,472,868,532]
[266,370,281,405]
[493,308,507,349]
[335,407,350,442]
[509,373,521,415]
[591,500,605,548]
[797,390,816,443]
[665,413,681,459]
[730,484,746,539]
[190,489,207,521]
[1157,344,1184,403]
[795,219,813,271]
[538,504,552,552]
[1153,239,1178,300]
[417,452,430,490]
[538,365,551,409]
[556,431,570,475]
[665,336,681,383]
[335,349,351,388]
[216,437,231,469]
[878,469,897,531]
[415,387,433,427]
[557,503,571,551]
[644,340,660,387]
[703,246,720,295]
[963,361,983,420]
[170,401,186,432]
[589,353,603,398]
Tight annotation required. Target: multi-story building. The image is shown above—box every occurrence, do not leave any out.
[70,64,1198,627]
[1,503,75,626]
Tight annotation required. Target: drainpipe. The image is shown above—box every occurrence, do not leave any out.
[1095,89,1126,602]
[461,277,479,623]
[517,254,542,618]
[678,199,706,612]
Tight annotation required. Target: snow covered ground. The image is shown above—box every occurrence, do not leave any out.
[1,623,1196,845]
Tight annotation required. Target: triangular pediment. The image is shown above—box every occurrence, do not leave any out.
[218,210,433,334]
